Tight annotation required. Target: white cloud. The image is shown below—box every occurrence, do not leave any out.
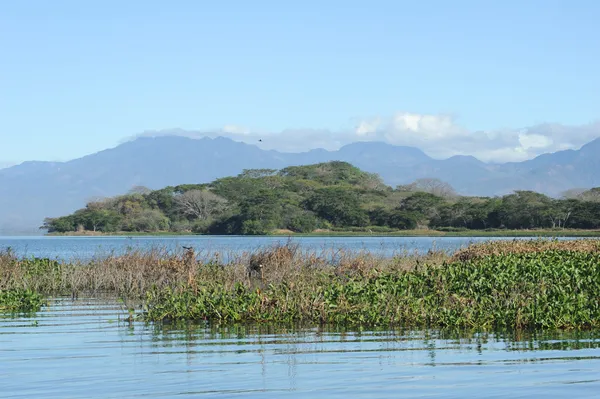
[355,118,381,136]
[222,125,252,135]
[133,114,600,163]
[518,132,553,150]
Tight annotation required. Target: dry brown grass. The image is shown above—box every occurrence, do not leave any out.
[4,238,597,303]
[0,242,449,299]
[451,238,600,262]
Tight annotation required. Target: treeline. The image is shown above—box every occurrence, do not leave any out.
[41,161,600,234]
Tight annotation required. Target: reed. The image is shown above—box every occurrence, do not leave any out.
[2,239,599,329]
[0,243,445,297]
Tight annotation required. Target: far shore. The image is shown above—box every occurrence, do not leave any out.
[44,228,600,238]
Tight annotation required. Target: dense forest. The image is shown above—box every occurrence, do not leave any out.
[41,161,600,235]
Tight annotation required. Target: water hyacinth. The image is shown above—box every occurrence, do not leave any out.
[2,240,600,329]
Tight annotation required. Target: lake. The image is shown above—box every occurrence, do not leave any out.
[2,236,600,397]
[0,235,588,261]
[1,297,599,398]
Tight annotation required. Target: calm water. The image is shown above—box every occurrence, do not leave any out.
[0,235,586,261]
[1,297,599,398]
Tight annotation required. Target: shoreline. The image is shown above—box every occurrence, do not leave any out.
[43,228,600,238]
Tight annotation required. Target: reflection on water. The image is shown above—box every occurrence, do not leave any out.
[1,298,599,398]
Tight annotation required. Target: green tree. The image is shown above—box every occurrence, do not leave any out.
[74,209,122,232]
[238,189,282,234]
[40,216,75,233]
[398,192,444,227]
[497,191,552,229]
[305,187,369,227]
[126,209,170,232]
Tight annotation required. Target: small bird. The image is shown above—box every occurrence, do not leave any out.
[259,139,263,142]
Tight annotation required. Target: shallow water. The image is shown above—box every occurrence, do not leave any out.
[1,298,599,398]
[0,235,587,261]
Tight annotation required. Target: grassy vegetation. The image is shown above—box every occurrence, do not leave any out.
[0,289,45,313]
[2,239,600,329]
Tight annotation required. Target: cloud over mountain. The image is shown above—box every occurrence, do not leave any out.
[135,112,600,163]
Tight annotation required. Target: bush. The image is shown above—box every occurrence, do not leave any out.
[0,289,46,313]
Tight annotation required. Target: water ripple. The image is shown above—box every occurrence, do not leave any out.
[1,297,599,398]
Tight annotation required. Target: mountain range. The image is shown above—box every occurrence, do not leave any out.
[2,135,600,235]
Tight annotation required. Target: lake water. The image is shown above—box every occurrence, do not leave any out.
[0,235,589,261]
[3,236,600,397]
[1,297,599,398]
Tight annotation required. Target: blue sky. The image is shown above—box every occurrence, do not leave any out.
[1,0,600,164]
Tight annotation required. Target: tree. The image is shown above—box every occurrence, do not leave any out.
[238,189,282,233]
[561,188,587,200]
[304,187,369,227]
[538,199,574,229]
[127,209,170,232]
[128,185,152,195]
[145,187,176,216]
[75,209,122,232]
[388,209,418,229]
[397,178,457,198]
[282,207,319,233]
[497,191,553,229]
[238,169,277,179]
[435,197,494,229]
[568,201,600,229]
[40,216,75,233]
[398,192,444,227]
[174,190,228,220]
[279,161,377,187]
[579,187,600,202]
[368,207,417,229]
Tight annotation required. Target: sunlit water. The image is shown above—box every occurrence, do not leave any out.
[0,235,588,261]
[1,298,599,398]
[2,237,600,397]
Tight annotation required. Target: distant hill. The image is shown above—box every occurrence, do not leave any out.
[1,134,600,234]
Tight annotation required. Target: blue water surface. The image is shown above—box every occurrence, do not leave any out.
[1,298,598,398]
[0,235,583,261]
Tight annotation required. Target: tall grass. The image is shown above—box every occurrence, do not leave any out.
[2,239,600,329]
[0,243,445,298]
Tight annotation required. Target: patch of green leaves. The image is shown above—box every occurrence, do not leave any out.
[0,289,46,313]
[144,250,600,329]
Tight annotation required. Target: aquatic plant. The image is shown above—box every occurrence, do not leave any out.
[0,289,46,313]
[144,243,600,329]
[2,240,600,329]
[451,238,600,261]
[0,243,441,298]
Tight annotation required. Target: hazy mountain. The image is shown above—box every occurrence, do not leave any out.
[1,135,599,234]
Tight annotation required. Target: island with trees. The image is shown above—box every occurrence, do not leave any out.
[41,161,600,235]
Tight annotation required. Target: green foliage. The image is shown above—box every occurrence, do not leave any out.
[305,187,369,227]
[369,207,418,229]
[41,161,600,235]
[0,289,45,313]
[144,250,600,329]
[279,161,379,187]
[125,209,170,232]
[284,209,320,233]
